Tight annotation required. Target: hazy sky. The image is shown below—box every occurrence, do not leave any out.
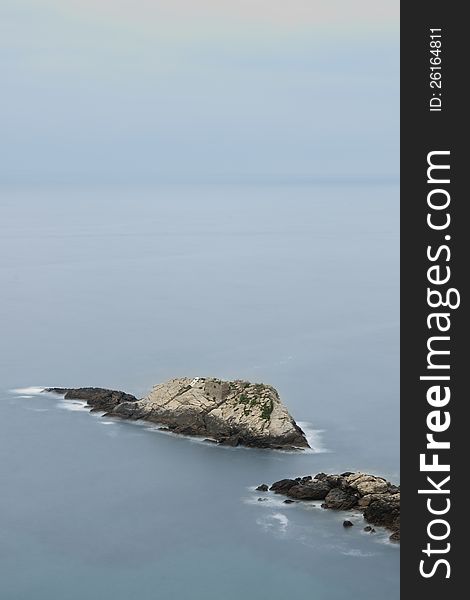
[1,1,399,183]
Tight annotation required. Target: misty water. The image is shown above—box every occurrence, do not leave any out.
[0,183,399,599]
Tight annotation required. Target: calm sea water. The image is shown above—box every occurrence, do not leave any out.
[0,184,399,599]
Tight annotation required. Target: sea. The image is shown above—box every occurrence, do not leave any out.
[0,182,399,599]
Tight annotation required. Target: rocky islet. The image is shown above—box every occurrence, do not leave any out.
[46,377,309,450]
[258,471,400,542]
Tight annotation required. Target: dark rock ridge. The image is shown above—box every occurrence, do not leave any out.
[46,378,309,450]
[47,388,138,412]
[262,471,400,542]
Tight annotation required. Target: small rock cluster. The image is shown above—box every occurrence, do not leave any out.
[257,472,400,542]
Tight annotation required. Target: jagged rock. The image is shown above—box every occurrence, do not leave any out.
[46,387,138,412]
[357,492,400,508]
[389,530,400,542]
[345,473,390,495]
[315,474,349,490]
[323,488,359,510]
[343,520,354,528]
[270,479,298,493]
[219,435,241,447]
[47,378,309,450]
[364,496,400,530]
[286,480,331,500]
[284,499,295,504]
[256,484,269,492]
[265,471,400,543]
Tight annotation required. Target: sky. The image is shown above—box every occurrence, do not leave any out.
[1,1,399,183]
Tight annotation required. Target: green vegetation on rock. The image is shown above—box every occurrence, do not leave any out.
[261,399,274,421]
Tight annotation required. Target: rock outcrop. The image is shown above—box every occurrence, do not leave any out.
[46,377,309,450]
[47,387,138,412]
[262,471,400,542]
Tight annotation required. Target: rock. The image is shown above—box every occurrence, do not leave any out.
[357,492,400,508]
[283,499,295,504]
[47,378,309,450]
[257,498,267,502]
[345,473,390,495]
[323,475,348,489]
[106,401,142,419]
[343,520,354,528]
[364,496,400,530]
[270,479,298,493]
[266,471,400,543]
[256,484,269,492]
[46,387,138,412]
[219,435,240,447]
[286,481,331,500]
[323,488,359,510]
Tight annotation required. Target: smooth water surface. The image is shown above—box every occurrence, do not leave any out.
[0,184,399,599]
